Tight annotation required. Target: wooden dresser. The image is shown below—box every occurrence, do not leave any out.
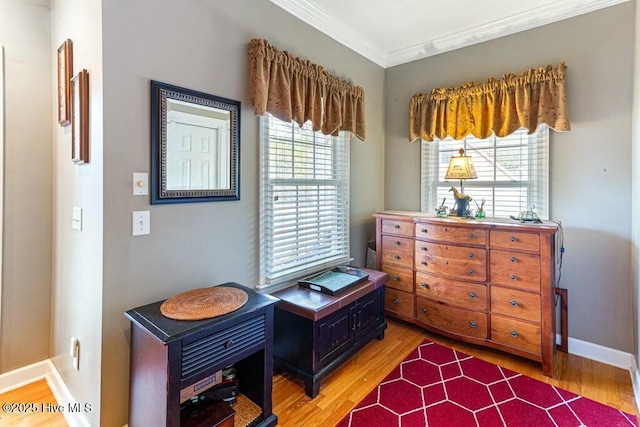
[374,211,559,376]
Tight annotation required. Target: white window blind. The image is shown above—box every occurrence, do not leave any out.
[260,115,350,287]
[421,126,549,219]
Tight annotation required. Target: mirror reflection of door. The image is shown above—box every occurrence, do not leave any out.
[166,99,230,191]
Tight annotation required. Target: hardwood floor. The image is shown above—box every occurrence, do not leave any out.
[0,378,67,426]
[1,319,638,426]
[272,318,639,426]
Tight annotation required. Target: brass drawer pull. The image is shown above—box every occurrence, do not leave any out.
[511,275,517,280]
[510,300,518,307]
[511,256,517,263]
[469,233,475,239]
[393,298,400,304]
[394,254,400,260]
[421,307,427,313]
[445,260,449,265]
[392,274,399,281]
[510,330,518,338]
[469,253,474,258]
[470,321,477,328]
[468,269,474,275]
[469,292,476,299]
[510,236,517,242]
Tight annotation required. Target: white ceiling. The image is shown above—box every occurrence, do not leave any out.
[269,0,630,68]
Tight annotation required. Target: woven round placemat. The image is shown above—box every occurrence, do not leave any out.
[160,286,248,321]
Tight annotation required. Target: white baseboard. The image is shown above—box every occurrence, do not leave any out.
[557,334,640,413]
[0,360,50,394]
[0,359,90,427]
[559,335,636,370]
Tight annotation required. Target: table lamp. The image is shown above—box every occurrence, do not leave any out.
[445,148,477,216]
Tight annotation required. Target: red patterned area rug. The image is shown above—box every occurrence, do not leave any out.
[337,339,638,427]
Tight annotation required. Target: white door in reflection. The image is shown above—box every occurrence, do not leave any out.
[166,109,229,190]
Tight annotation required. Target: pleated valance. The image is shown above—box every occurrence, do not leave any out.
[409,63,570,142]
[248,38,366,140]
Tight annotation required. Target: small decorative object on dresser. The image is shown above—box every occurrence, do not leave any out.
[474,198,486,219]
[374,211,560,377]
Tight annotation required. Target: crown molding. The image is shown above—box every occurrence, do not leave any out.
[387,0,631,67]
[270,0,631,68]
[269,0,388,67]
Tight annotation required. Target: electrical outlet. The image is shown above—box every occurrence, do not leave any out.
[72,207,83,231]
[132,211,150,236]
[70,337,80,370]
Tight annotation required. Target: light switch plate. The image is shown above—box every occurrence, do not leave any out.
[133,172,149,196]
[132,211,150,236]
[72,207,83,231]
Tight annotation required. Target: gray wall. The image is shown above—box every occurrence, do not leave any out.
[99,1,385,425]
[385,4,636,352]
[50,0,104,425]
[632,0,639,377]
[0,0,53,373]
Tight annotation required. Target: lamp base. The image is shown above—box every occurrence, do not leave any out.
[453,198,470,217]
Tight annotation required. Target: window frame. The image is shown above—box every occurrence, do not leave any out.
[259,115,351,289]
[421,126,549,220]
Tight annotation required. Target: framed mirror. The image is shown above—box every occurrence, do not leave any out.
[150,81,240,204]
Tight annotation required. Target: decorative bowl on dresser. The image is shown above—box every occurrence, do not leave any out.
[374,211,560,376]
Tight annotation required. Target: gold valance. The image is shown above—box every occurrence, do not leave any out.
[409,63,570,142]
[248,38,366,140]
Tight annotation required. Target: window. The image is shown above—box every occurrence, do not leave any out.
[421,126,549,219]
[260,115,350,288]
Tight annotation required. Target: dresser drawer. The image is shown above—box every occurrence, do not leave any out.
[415,241,486,281]
[491,314,541,355]
[415,223,486,245]
[415,272,487,310]
[381,264,413,292]
[490,250,541,291]
[182,315,265,379]
[385,288,414,318]
[381,219,413,237]
[490,286,540,323]
[490,230,540,252]
[416,297,487,339]
[381,235,414,267]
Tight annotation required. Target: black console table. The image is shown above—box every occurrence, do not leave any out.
[272,269,388,397]
[125,283,279,426]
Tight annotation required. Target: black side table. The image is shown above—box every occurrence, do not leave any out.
[125,283,279,426]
